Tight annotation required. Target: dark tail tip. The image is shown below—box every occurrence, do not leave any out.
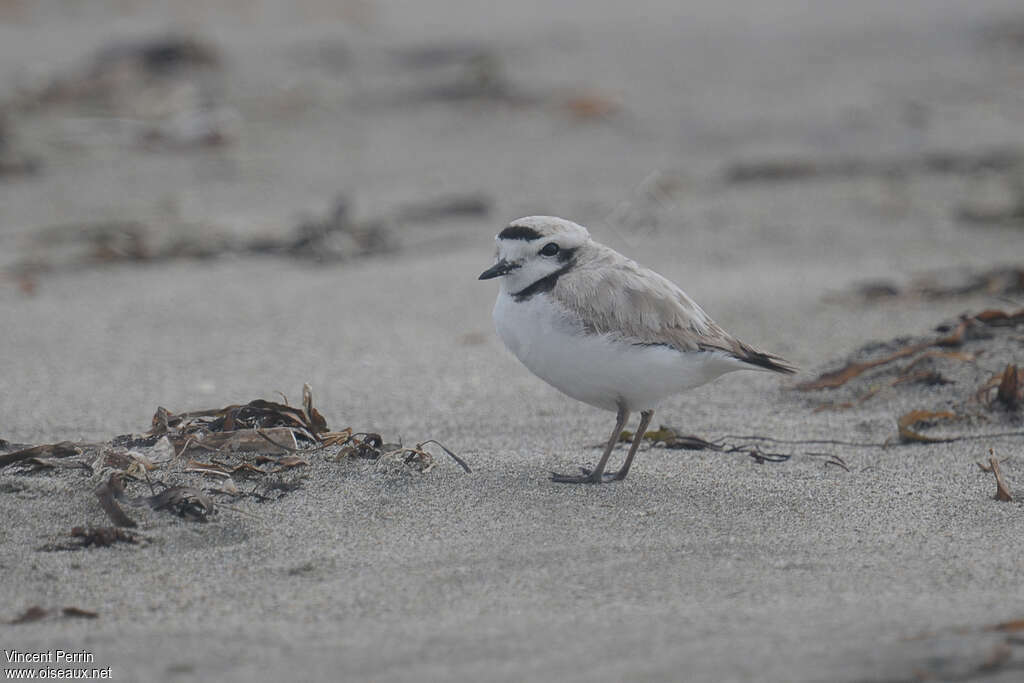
[742,349,798,374]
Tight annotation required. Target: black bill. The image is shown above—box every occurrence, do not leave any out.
[478,259,520,280]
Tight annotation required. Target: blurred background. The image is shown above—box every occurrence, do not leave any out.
[2,0,1024,440]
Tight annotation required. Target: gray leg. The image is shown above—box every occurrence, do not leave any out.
[551,403,630,485]
[611,410,653,481]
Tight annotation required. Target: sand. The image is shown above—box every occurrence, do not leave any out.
[3,2,1024,681]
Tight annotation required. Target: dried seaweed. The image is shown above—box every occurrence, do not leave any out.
[8,606,98,624]
[250,478,303,503]
[814,351,971,412]
[95,472,214,524]
[16,457,93,474]
[799,309,1022,392]
[798,343,931,390]
[139,486,215,522]
[978,451,1014,501]
[94,473,137,528]
[391,50,539,107]
[2,188,497,288]
[0,442,82,469]
[251,454,310,473]
[330,433,471,474]
[563,91,622,120]
[957,191,1024,227]
[988,619,1024,633]
[724,148,1024,184]
[70,526,139,548]
[8,385,467,531]
[148,385,469,480]
[990,364,1023,409]
[0,116,39,179]
[396,194,491,223]
[8,606,49,624]
[840,267,1024,303]
[150,385,329,458]
[618,427,793,464]
[897,410,958,443]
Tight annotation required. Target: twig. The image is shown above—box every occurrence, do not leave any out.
[983,450,1014,501]
[416,439,472,473]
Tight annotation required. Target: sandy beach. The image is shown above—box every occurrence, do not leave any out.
[3,2,1024,681]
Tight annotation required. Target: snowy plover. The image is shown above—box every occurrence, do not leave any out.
[479,216,795,484]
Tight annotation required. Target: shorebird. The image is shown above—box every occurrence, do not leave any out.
[479,216,795,484]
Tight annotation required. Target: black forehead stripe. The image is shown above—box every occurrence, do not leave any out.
[498,225,543,241]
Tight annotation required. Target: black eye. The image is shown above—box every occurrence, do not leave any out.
[539,242,560,257]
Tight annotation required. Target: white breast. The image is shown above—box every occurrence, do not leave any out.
[493,292,741,413]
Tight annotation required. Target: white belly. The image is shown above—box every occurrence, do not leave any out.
[493,293,742,412]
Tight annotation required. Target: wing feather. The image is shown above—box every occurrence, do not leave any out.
[553,245,795,374]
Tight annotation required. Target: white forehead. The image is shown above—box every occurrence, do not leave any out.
[497,215,591,242]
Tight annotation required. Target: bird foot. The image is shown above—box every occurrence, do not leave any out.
[549,467,617,484]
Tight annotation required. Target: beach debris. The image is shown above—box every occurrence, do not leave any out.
[145,387,467,475]
[12,34,232,152]
[332,435,472,474]
[996,364,1022,409]
[798,309,1024,395]
[813,351,970,412]
[563,90,622,121]
[897,410,958,443]
[139,486,215,522]
[375,447,437,474]
[251,478,304,503]
[391,48,537,106]
[3,386,467,531]
[392,42,495,69]
[71,526,139,548]
[94,473,138,528]
[987,619,1024,633]
[258,454,309,471]
[956,185,1024,227]
[838,266,1024,303]
[17,34,220,109]
[9,606,49,624]
[616,427,793,464]
[797,311,1012,392]
[248,196,394,263]
[976,363,1024,410]
[39,525,143,552]
[724,148,1024,184]
[0,116,40,179]
[619,426,719,451]
[8,606,98,625]
[395,194,491,223]
[95,472,215,525]
[384,42,621,120]
[799,307,1024,444]
[4,190,495,286]
[0,442,82,470]
[149,384,329,455]
[7,192,492,284]
[978,451,1013,502]
[900,618,1024,680]
[798,343,929,391]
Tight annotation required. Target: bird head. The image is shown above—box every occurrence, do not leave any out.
[479,216,590,293]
